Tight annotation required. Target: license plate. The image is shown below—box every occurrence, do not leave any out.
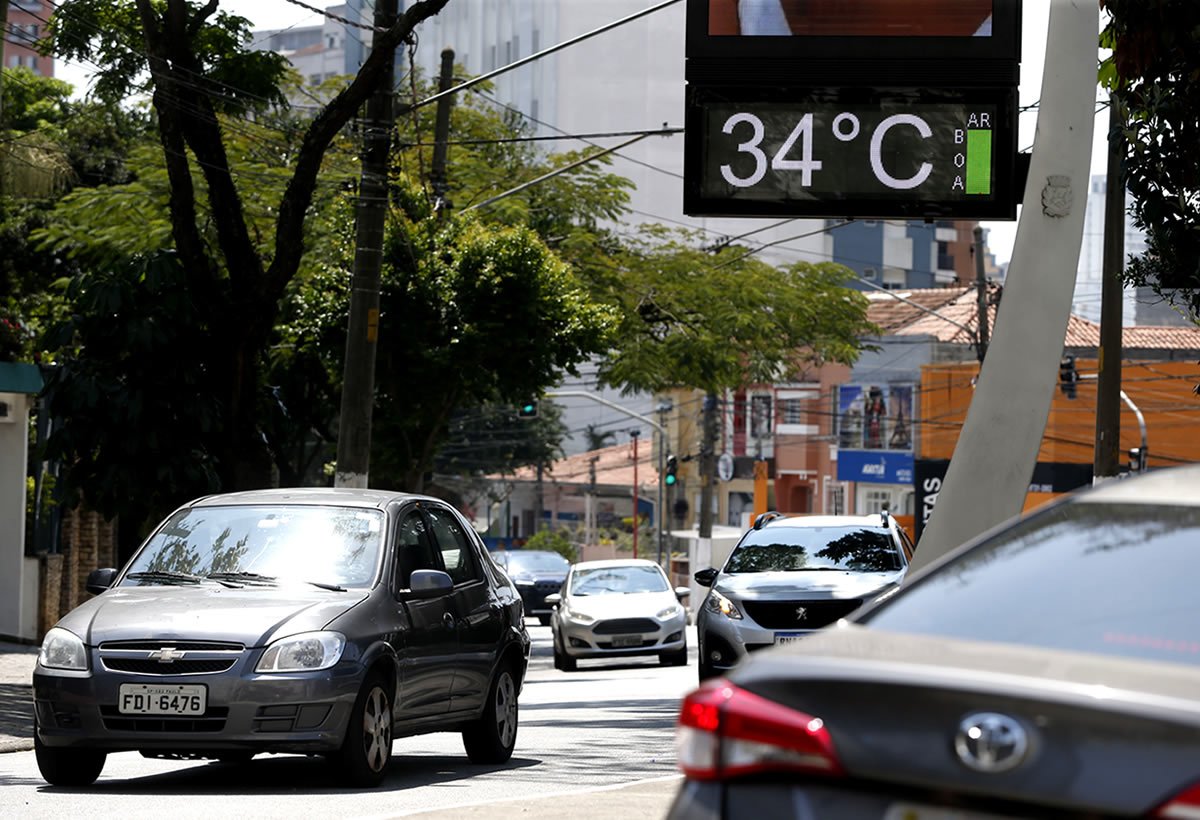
[610,635,642,647]
[884,803,1020,820]
[774,631,807,645]
[118,683,207,716]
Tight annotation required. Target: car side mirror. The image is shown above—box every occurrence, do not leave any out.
[693,568,718,588]
[86,568,118,595]
[544,592,561,607]
[405,569,454,599]
[674,586,691,601]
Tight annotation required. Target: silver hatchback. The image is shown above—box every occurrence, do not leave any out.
[694,511,914,680]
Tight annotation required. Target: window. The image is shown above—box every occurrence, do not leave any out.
[779,398,803,425]
[863,266,878,280]
[863,489,892,514]
[426,505,480,585]
[394,511,439,590]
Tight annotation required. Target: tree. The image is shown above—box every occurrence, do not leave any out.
[596,226,878,536]
[44,0,453,492]
[1100,0,1200,316]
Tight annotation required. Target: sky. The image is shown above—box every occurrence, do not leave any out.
[51,0,1110,267]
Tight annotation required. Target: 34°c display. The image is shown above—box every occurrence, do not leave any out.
[684,86,1017,220]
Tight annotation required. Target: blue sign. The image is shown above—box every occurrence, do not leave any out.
[837,450,915,485]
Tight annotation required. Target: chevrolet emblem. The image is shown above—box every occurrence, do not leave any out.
[148,647,187,663]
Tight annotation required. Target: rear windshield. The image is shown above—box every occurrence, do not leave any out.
[861,502,1200,667]
[726,526,902,573]
[502,551,570,573]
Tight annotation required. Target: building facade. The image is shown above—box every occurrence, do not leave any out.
[4,0,54,76]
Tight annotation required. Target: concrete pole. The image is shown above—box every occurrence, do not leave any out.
[1094,100,1126,481]
[911,0,1099,572]
[973,226,990,362]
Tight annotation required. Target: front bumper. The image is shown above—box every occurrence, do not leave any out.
[697,610,821,674]
[558,612,688,659]
[33,655,362,754]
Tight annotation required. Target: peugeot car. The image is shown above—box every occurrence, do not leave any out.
[33,488,530,788]
[694,511,913,680]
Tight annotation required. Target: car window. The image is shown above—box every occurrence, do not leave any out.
[569,565,669,595]
[860,502,1200,667]
[127,504,385,587]
[725,526,903,573]
[425,505,481,586]
[394,510,441,591]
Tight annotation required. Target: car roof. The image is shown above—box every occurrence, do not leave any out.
[758,513,891,530]
[185,487,432,511]
[571,558,662,571]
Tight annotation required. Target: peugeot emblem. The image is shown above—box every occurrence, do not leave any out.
[954,712,1029,773]
[794,607,807,621]
[148,647,187,664]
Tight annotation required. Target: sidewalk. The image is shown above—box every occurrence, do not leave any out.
[0,639,38,753]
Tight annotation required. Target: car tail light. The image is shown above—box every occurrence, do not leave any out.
[1154,782,1200,818]
[675,679,843,781]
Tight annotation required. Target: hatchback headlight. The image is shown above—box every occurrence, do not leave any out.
[39,627,88,671]
[657,604,683,620]
[704,591,743,620]
[566,608,595,624]
[256,631,345,673]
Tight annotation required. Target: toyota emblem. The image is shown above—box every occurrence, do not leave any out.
[954,712,1029,773]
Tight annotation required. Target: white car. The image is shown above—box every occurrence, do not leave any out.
[547,559,690,671]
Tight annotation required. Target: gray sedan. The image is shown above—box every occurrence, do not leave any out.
[33,488,530,788]
[669,464,1200,818]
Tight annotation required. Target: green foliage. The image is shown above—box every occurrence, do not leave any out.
[1100,0,1200,314]
[596,226,878,395]
[436,400,569,479]
[523,528,576,563]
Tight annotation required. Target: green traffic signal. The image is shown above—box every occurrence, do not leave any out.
[517,399,539,418]
[665,454,678,486]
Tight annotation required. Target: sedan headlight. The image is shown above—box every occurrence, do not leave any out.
[657,604,683,620]
[39,627,88,671]
[256,631,345,673]
[704,590,743,620]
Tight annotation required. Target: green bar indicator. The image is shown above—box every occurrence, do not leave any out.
[966,130,992,195]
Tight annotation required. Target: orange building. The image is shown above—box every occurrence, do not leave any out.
[4,1,55,77]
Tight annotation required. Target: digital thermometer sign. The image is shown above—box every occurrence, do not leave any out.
[684,87,1017,219]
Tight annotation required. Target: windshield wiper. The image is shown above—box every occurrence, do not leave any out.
[206,571,278,586]
[126,570,204,585]
[306,580,347,592]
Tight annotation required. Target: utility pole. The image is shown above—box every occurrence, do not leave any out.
[630,429,640,559]
[656,400,671,567]
[429,48,455,217]
[335,0,398,489]
[698,392,719,539]
[1094,99,1126,482]
[973,226,990,363]
[1,0,9,199]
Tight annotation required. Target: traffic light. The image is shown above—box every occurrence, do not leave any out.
[1059,355,1078,399]
[517,399,538,419]
[664,454,678,486]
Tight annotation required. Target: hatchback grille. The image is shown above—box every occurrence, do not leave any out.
[593,618,659,635]
[102,658,237,675]
[534,580,561,593]
[99,641,245,652]
[741,598,864,629]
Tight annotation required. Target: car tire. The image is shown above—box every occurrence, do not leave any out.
[462,662,519,764]
[553,635,577,672]
[34,722,106,787]
[537,615,551,627]
[659,644,688,667]
[333,672,393,787]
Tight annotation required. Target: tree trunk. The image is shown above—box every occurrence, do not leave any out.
[699,391,719,538]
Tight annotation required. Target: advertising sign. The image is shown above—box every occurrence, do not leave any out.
[837,384,915,485]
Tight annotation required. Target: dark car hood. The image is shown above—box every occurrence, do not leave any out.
[509,570,567,583]
[716,569,904,601]
[55,585,369,648]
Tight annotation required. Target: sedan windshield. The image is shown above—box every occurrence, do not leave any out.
[123,505,385,588]
[726,526,902,573]
[501,551,570,574]
[570,566,669,595]
[861,502,1200,668]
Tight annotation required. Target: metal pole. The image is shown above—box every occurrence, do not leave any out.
[1119,389,1147,473]
[630,430,639,559]
[1094,100,1126,481]
[973,226,990,362]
